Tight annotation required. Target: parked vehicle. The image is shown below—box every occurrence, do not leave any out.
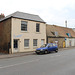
[35,43,58,54]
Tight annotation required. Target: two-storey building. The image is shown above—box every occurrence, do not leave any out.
[0,11,46,53]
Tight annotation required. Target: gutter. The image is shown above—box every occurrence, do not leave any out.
[0,16,46,24]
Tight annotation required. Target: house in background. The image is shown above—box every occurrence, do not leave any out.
[0,11,46,54]
[46,25,75,48]
[73,28,75,32]
[0,13,5,20]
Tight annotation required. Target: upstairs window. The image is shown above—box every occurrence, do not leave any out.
[21,21,27,31]
[36,23,40,32]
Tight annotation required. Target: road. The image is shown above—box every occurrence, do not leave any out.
[0,48,75,75]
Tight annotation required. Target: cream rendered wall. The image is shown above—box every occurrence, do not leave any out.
[11,18,46,53]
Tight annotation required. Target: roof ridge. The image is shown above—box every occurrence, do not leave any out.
[52,25,72,29]
[0,11,45,23]
[15,11,39,16]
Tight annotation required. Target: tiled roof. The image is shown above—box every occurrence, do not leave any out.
[46,25,75,38]
[0,11,45,23]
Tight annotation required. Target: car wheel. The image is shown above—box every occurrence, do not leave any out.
[36,52,40,54]
[55,48,58,53]
[44,50,48,54]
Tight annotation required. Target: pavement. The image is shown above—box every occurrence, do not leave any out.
[0,47,75,59]
[0,51,35,59]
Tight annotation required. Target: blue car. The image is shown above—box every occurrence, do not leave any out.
[35,43,58,54]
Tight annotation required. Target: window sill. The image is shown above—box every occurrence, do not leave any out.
[35,32,41,34]
[24,47,30,49]
[21,31,29,33]
[33,46,38,49]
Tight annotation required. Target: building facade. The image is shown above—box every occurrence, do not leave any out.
[73,28,75,32]
[65,38,75,47]
[46,25,75,48]
[0,11,46,53]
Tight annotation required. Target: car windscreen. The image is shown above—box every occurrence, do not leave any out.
[40,44,47,48]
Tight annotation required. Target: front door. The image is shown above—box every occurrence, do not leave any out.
[14,39,19,52]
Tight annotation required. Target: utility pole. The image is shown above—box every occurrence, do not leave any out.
[65,20,67,27]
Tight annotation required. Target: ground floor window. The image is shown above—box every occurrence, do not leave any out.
[41,39,45,45]
[33,39,37,47]
[24,39,29,47]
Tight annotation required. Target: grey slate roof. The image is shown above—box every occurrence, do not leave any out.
[0,11,45,23]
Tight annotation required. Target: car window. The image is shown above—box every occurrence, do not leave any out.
[53,44,56,46]
[40,44,47,48]
[49,44,53,47]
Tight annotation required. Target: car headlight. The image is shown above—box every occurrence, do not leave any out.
[40,49,43,51]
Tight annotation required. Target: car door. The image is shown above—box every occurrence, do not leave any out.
[51,43,55,51]
[48,44,53,51]
[53,44,56,50]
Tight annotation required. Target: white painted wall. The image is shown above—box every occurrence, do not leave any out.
[65,38,75,47]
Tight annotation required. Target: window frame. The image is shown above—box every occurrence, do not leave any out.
[33,39,38,47]
[24,39,29,48]
[36,23,40,32]
[41,39,45,45]
[21,21,27,31]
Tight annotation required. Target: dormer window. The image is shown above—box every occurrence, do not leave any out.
[66,33,71,37]
[51,31,58,37]
[55,31,58,37]
[51,32,55,35]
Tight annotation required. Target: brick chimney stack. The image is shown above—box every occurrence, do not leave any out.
[0,13,5,20]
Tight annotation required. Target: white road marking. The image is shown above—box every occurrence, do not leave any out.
[0,59,39,69]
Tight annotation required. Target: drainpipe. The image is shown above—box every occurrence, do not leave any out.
[47,36,48,43]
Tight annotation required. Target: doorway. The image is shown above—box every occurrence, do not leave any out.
[14,39,19,52]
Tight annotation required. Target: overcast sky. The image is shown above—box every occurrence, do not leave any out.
[0,0,75,28]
